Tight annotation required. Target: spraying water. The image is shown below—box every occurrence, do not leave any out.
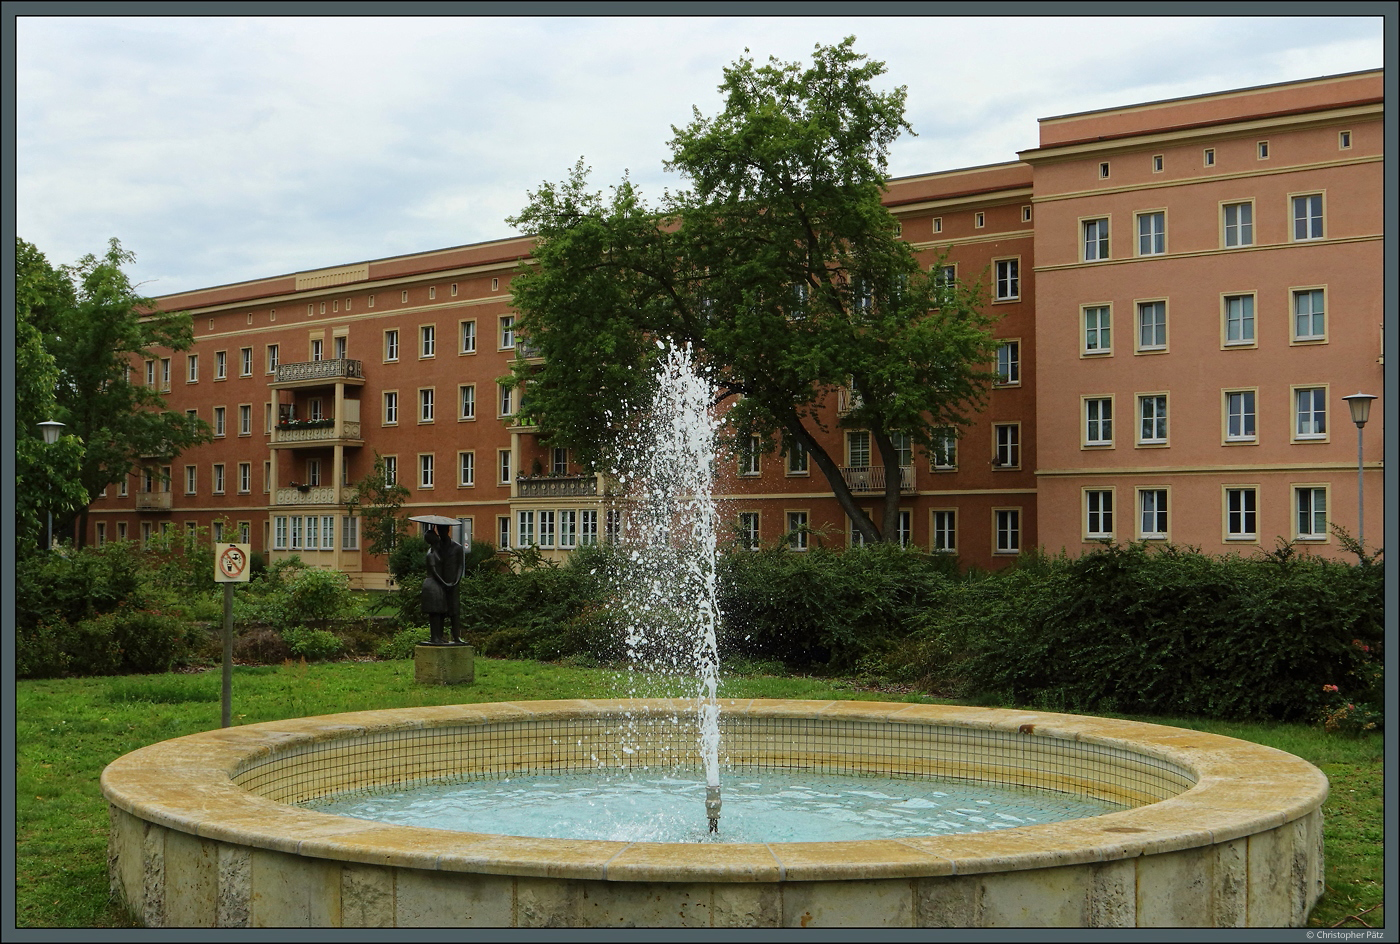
[611,342,723,832]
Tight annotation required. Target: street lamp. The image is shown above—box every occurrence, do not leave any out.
[1342,393,1377,552]
[37,420,66,550]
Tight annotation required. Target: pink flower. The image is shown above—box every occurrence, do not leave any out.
[1323,684,1339,693]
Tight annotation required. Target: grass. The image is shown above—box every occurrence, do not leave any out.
[15,658,1382,928]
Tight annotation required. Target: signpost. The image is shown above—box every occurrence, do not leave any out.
[214,543,251,727]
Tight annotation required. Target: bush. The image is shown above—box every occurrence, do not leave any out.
[280,626,343,661]
[903,542,1384,723]
[232,627,292,664]
[234,558,356,630]
[377,625,430,660]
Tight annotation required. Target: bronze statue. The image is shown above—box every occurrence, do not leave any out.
[421,524,466,645]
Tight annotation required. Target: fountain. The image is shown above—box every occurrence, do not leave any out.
[102,345,1328,927]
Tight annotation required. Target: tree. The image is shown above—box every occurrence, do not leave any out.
[15,241,87,553]
[22,238,212,546]
[507,39,997,543]
[348,452,412,559]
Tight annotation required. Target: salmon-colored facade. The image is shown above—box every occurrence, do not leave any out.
[81,71,1382,580]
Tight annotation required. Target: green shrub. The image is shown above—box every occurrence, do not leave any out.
[280,626,344,661]
[376,626,430,660]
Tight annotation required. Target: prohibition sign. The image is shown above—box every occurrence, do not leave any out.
[216,543,251,583]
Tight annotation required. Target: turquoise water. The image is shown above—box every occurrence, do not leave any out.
[303,768,1124,844]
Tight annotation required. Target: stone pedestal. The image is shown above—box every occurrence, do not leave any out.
[414,644,475,685]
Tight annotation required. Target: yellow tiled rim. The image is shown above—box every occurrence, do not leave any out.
[103,699,1325,880]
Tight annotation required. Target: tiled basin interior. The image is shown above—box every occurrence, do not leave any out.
[102,699,1327,927]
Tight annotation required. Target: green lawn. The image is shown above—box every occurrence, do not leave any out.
[15,659,1382,928]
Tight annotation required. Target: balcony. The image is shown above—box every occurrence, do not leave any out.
[840,466,915,494]
[135,491,172,512]
[274,485,358,506]
[271,358,365,388]
[837,387,863,416]
[516,474,604,499]
[271,421,362,446]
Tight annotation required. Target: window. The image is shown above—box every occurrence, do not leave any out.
[1084,397,1113,446]
[1223,202,1253,247]
[1083,218,1109,261]
[96,523,107,546]
[1293,289,1326,341]
[1295,387,1327,439]
[931,428,957,470]
[538,511,555,548]
[401,290,408,303]
[1138,395,1168,445]
[1339,130,1352,149]
[897,510,912,548]
[419,454,435,488]
[1098,162,1110,179]
[995,341,1020,385]
[451,283,458,296]
[187,355,199,383]
[498,516,511,549]
[118,521,128,538]
[1085,490,1114,539]
[460,320,476,354]
[995,259,1019,300]
[428,286,436,300]
[240,347,252,376]
[1225,488,1257,541]
[500,316,515,349]
[420,325,435,357]
[231,461,249,494]
[931,510,956,552]
[888,431,912,469]
[1022,205,1032,222]
[385,330,399,361]
[216,351,227,379]
[311,338,323,361]
[383,391,399,425]
[932,217,942,234]
[263,460,270,492]
[559,510,577,548]
[1226,391,1257,442]
[1152,154,1163,173]
[1292,194,1323,241]
[498,384,514,417]
[238,404,251,435]
[1137,212,1165,256]
[161,358,171,388]
[1296,487,1328,540]
[419,388,435,422]
[184,465,197,494]
[214,407,226,437]
[847,431,871,468]
[1137,301,1167,351]
[580,510,598,546]
[1257,140,1269,159]
[308,397,324,421]
[290,516,304,550]
[1203,148,1215,167]
[491,277,500,292]
[239,521,251,544]
[306,458,321,487]
[995,509,1020,554]
[552,447,568,475]
[740,435,762,476]
[267,345,279,373]
[145,360,155,387]
[342,515,359,550]
[213,464,226,495]
[738,512,760,550]
[498,450,511,484]
[779,437,807,476]
[517,510,535,547]
[459,384,476,420]
[1223,294,1255,346]
[786,511,809,551]
[974,212,985,228]
[1083,305,1111,354]
[1139,489,1168,539]
[383,456,397,486]
[993,424,1020,469]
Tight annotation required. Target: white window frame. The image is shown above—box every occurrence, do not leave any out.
[500,316,515,350]
[383,391,399,425]
[1222,201,1253,248]
[459,384,476,420]
[1138,488,1169,540]
[498,450,511,484]
[184,465,197,495]
[458,451,475,487]
[995,340,1020,386]
[1083,304,1111,355]
[214,406,226,438]
[517,510,535,547]
[1136,210,1166,256]
[382,456,397,487]
[994,508,1021,555]
[1137,393,1168,446]
[1293,386,1328,441]
[419,388,435,423]
[1295,485,1329,541]
[266,345,279,374]
[213,463,226,495]
[1292,287,1327,343]
[559,510,577,549]
[1222,293,1256,347]
[786,511,809,551]
[239,404,251,436]
[847,430,871,468]
[993,423,1020,469]
[1084,396,1114,447]
[215,350,227,380]
[538,510,556,548]
[187,354,199,383]
[994,258,1019,301]
[342,515,359,550]
[498,384,514,417]
[931,427,957,470]
[740,435,762,476]
[1224,389,1258,444]
[1136,300,1167,353]
[579,510,598,546]
[420,325,436,358]
[1082,217,1109,262]
[238,462,252,494]
[1291,192,1324,242]
[460,320,476,354]
[384,329,399,362]
[419,453,435,489]
[931,509,956,553]
[738,512,761,550]
[1084,489,1114,541]
[1224,486,1258,543]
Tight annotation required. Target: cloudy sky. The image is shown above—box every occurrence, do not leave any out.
[15,14,1385,296]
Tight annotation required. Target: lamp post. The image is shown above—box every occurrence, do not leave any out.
[37,420,66,549]
[1342,393,1377,552]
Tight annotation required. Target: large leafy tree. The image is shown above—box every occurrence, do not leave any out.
[20,238,211,546]
[507,39,997,543]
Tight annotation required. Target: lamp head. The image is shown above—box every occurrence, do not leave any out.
[1343,393,1377,429]
[37,419,65,445]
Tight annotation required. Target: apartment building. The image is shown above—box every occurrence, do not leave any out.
[81,70,1382,580]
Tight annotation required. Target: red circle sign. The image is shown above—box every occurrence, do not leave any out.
[219,545,247,579]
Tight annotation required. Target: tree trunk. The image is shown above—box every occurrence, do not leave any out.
[780,409,883,545]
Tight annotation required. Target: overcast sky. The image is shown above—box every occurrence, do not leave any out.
[15,13,1385,296]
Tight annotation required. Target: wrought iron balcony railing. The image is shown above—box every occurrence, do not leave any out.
[840,465,915,493]
[273,358,364,385]
[135,491,173,511]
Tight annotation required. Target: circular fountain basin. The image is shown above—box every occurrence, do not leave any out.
[102,699,1327,928]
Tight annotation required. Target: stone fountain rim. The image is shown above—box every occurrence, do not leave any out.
[100,698,1328,884]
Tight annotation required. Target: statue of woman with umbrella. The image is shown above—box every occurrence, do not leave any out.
[410,514,467,645]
